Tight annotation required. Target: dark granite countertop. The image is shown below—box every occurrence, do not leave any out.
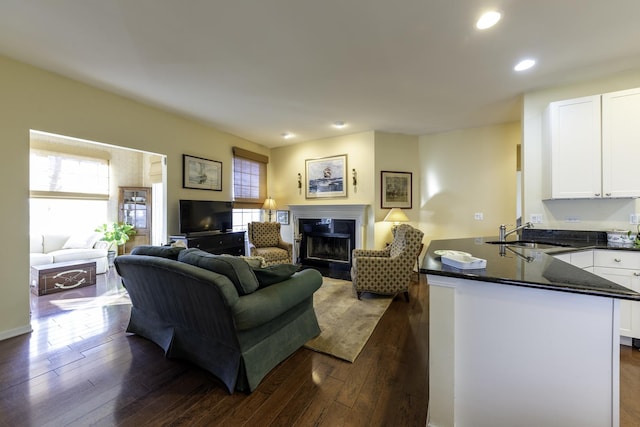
[420,234,640,301]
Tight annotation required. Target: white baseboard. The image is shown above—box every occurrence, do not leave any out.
[0,324,32,341]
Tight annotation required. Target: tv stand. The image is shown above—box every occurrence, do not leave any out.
[169,231,245,256]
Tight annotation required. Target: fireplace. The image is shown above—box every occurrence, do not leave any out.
[289,205,368,279]
[299,218,356,269]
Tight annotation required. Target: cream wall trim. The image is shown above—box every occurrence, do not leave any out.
[0,325,33,341]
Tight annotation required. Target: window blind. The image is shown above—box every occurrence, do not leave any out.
[232,147,268,208]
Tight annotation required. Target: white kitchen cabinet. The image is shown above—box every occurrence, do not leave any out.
[602,88,640,198]
[543,95,601,199]
[553,249,593,271]
[543,87,640,199]
[592,250,640,339]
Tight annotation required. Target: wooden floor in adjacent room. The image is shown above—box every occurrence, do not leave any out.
[3,270,640,426]
[0,270,429,427]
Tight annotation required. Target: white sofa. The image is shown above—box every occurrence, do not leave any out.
[30,233,109,274]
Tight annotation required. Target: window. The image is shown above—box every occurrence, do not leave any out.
[232,147,268,207]
[232,208,262,232]
[30,149,109,199]
[232,147,269,230]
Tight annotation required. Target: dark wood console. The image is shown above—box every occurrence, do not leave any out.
[169,231,245,256]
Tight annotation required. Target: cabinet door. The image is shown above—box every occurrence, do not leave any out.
[545,95,602,199]
[119,187,152,254]
[602,88,640,198]
[593,266,636,337]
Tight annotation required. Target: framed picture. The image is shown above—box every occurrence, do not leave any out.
[183,154,222,191]
[306,154,347,199]
[276,210,290,225]
[381,170,412,209]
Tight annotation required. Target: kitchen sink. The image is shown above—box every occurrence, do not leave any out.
[485,240,570,250]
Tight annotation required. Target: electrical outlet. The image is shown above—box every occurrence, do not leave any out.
[530,214,543,224]
[565,216,581,223]
[631,214,640,225]
[474,212,484,220]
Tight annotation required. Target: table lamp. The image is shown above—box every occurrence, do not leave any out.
[383,208,409,234]
[262,197,277,222]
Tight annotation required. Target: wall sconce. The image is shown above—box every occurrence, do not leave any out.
[297,173,302,194]
[352,168,357,191]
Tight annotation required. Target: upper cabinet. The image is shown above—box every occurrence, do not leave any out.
[602,88,640,198]
[543,87,640,199]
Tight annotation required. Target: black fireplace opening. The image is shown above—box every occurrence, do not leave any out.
[298,218,356,279]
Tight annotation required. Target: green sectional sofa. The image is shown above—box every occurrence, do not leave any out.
[114,246,322,393]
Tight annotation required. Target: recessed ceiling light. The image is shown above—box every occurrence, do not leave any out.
[281,132,294,139]
[476,11,501,30]
[332,121,347,129]
[514,58,536,71]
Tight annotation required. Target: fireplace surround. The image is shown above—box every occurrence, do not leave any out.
[289,205,368,277]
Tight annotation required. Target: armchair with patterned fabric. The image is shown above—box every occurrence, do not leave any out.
[350,224,424,301]
[247,222,293,266]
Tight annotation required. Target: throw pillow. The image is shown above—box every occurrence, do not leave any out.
[240,255,266,268]
[131,245,185,260]
[252,264,300,288]
[221,254,265,268]
[178,248,259,295]
[62,232,101,249]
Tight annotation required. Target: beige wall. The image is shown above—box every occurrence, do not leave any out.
[373,132,421,248]
[522,69,640,232]
[0,55,267,339]
[418,122,521,246]
[271,131,421,250]
[271,131,376,247]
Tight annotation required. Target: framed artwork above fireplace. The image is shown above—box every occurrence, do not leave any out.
[305,154,347,199]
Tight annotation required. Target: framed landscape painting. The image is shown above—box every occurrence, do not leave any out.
[306,154,347,199]
[183,154,222,191]
[276,210,290,225]
[381,170,412,209]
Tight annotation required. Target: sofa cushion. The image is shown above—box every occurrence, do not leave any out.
[252,264,300,288]
[131,245,185,260]
[30,235,44,254]
[30,252,54,266]
[50,248,108,263]
[62,232,102,249]
[178,248,259,295]
[43,234,72,253]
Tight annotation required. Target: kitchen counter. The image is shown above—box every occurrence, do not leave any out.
[420,236,640,301]
[424,232,637,427]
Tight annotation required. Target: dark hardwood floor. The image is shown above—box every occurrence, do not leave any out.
[0,269,429,426]
[3,269,640,426]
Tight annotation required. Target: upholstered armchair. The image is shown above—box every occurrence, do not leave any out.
[350,224,424,301]
[247,222,293,266]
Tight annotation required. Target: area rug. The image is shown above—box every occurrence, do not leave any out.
[304,277,393,362]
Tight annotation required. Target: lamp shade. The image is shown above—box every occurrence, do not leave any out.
[262,197,277,211]
[383,208,409,223]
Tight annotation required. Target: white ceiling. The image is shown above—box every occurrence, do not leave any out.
[1,1,640,148]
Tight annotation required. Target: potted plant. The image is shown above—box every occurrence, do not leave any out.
[95,222,136,266]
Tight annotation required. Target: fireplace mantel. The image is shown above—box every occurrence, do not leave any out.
[288,204,369,263]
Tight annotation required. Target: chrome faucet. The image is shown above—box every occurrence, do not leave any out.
[498,222,533,242]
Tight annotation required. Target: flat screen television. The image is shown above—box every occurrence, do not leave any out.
[179,200,233,234]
